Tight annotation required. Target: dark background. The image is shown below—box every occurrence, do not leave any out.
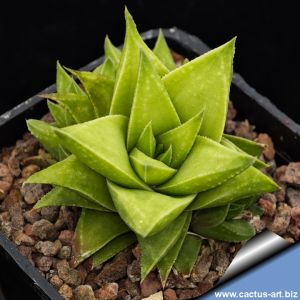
[1,1,300,122]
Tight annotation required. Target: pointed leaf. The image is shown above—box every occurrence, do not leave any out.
[47,101,67,128]
[25,155,115,210]
[92,232,136,268]
[56,61,84,95]
[157,136,255,195]
[136,122,156,157]
[163,38,235,141]
[74,209,129,263]
[174,233,202,277]
[67,69,114,117]
[193,219,255,242]
[104,35,122,68]
[157,145,172,166]
[107,181,195,237]
[26,119,68,161]
[188,166,278,210]
[42,93,96,123]
[138,212,190,281]
[34,187,110,211]
[130,148,177,186]
[127,52,180,150]
[110,8,169,117]
[226,203,245,219]
[223,134,264,157]
[153,29,176,70]
[158,213,191,286]
[54,116,149,190]
[98,58,116,80]
[191,205,229,229]
[157,110,203,168]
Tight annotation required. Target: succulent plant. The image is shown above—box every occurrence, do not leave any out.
[25,8,278,283]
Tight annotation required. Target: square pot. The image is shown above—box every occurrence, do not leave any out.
[0,28,299,300]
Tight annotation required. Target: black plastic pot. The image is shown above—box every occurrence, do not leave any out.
[0,28,299,300]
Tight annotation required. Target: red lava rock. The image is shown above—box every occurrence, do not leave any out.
[24,209,41,224]
[23,223,33,236]
[166,272,196,289]
[5,189,24,230]
[281,163,300,187]
[94,282,118,300]
[21,164,40,178]
[267,203,291,235]
[163,288,177,300]
[141,272,162,298]
[258,198,276,217]
[32,219,58,240]
[35,255,53,272]
[73,285,95,300]
[40,206,59,222]
[124,278,141,297]
[0,163,13,200]
[234,120,257,140]
[57,260,81,286]
[58,230,74,246]
[59,245,72,259]
[12,230,35,246]
[21,183,46,205]
[59,283,73,300]
[256,133,275,161]
[50,274,63,289]
[35,240,62,256]
[95,249,133,285]
[287,188,300,208]
[191,246,213,282]
[291,207,300,223]
[127,259,141,282]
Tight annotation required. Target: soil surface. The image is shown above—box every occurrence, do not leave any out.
[1,65,300,300]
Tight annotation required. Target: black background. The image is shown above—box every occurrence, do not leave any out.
[1,1,300,122]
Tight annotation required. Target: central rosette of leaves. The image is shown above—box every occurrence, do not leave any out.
[24,9,278,283]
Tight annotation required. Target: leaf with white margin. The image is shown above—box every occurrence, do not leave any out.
[110,8,169,117]
[174,233,202,277]
[27,119,68,161]
[130,148,177,186]
[104,35,122,68]
[67,69,114,118]
[136,122,156,158]
[158,213,191,286]
[157,136,255,195]
[163,38,235,142]
[127,51,180,150]
[157,110,203,168]
[41,93,96,123]
[92,232,136,268]
[34,187,110,212]
[153,29,176,70]
[54,116,150,191]
[25,155,115,210]
[107,181,195,237]
[73,209,129,264]
[188,166,278,210]
[138,212,190,281]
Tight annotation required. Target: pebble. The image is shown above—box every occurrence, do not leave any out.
[12,230,35,246]
[58,245,72,259]
[267,203,291,235]
[73,285,95,300]
[50,274,63,289]
[58,230,74,245]
[166,272,196,289]
[163,288,177,300]
[94,282,118,300]
[59,283,73,300]
[258,198,276,217]
[24,209,41,224]
[141,272,162,298]
[142,291,163,300]
[287,188,300,207]
[57,260,81,286]
[21,183,46,205]
[35,240,62,256]
[291,207,300,223]
[256,133,275,161]
[281,163,300,187]
[32,219,58,240]
[35,255,53,272]
[21,164,40,178]
[41,206,59,222]
[0,163,13,200]
[5,189,24,230]
[234,120,257,140]
[124,278,141,297]
[191,246,213,282]
[211,250,230,276]
[127,259,141,282]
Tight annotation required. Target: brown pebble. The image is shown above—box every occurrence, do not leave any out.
[41,206,59,222]
[163,288,177,300]
[23,223,33,236]
[291,207,300,223]
[85,272,98,290]
[204,271,219,285]
[234,120,257,140]
[35,240,62,256]
[76,265,88,285]
[57,260,81,286]
[59,283,73,300]
[127,259,141,282]
[73,285,95,300]
[50,274,63,289]
[8,156,21,177]
[124,278,140,297]
[55,206,76,230]
[18,245,34,265]
[132,244,140,260]
[58,230,74,246]
[0,163,13,200]
[249,216,267,233]
[24,209,41,224]
[32,219,58,240]
[5,189,24,230]
[287,222,300,241]
[94,282,118,300]
[58,245,72,259]
[281,163,300,187]
[35,255,53,272]
[287,188,300,208]
[191,246,213,282]
[12,230,35,246]
[211,250,230,276]
[141,272,162,298]
[166,272,196,289]
[21,164,40,178]
[21,183,46,205]
[256,133,275,161]
[258,198,276,217]
[267,203,291,235]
